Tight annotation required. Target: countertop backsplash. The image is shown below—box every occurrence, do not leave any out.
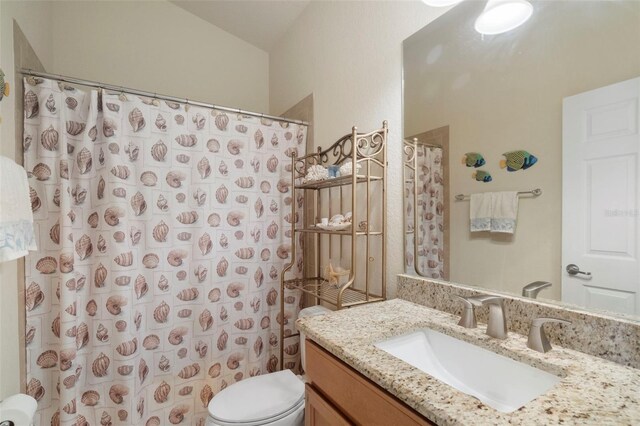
[397,274,640,369]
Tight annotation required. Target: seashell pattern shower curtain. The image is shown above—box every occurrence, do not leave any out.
[22,77,306,426]
[405,146,444,278]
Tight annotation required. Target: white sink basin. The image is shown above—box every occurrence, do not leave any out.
[374,329,561,413]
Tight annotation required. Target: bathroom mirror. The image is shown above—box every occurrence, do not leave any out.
[403,0,640,320]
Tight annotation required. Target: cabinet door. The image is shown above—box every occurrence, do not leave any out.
[305,384,353,426]
[305,340,435,426]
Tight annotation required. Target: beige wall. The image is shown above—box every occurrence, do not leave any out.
[0,0,55,400]
[269,1,448,297]
[0,0,270,399]
[404,1,640,299]
[50,0,269,112]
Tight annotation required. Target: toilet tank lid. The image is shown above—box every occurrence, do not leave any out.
[208,369,304,424]
[299,305,331,318]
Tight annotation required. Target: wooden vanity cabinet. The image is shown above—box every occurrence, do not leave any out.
[305,384,353,426]
[304,340,436,426]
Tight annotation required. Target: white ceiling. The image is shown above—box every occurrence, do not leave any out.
[170,0,311,52]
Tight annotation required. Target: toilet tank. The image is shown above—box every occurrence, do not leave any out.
[297,305,331,370]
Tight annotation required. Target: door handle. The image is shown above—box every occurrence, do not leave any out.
[566,264,591,277]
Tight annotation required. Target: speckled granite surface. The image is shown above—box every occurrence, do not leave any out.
[397,275,640,369]
[297,299,640,426]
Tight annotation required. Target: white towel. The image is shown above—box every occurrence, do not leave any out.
[469,191,519,234]
[0,156,37,262]
[470,192,492,232]
[490,191,519,234]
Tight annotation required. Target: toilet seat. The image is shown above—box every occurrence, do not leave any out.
[207,370,305,426]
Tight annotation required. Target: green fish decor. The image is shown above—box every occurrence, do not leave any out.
[500,150,537,172]
[472,170,492,182]
[0,68,8,102]
[462,152,486,168]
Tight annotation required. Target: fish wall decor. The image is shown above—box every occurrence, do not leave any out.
[472,170,492,182]
[500,150,538,172]
[0,68,9,102]
[462,152,485,168]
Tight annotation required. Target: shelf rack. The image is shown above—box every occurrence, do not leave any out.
[279,121,388,369]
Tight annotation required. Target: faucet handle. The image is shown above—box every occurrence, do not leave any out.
[522,281,552,298]
[468,295,503,306]
[531,317,571,327]
[452,294,482,307]
[527,317,571,353]
[452,295,479,328]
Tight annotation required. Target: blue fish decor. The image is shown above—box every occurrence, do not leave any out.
[472,170,492,182]
[0,68,9,102]
[500,150,537,172]
[462,152,486,168]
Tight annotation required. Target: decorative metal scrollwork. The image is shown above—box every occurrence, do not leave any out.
[331,135,354,165]
[291,133,356,178]
[290,122,387,180]
[403,139,416,168]
[355,131,386,158]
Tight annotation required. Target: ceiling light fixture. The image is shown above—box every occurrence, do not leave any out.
[421,0,464,7]
[474,0,533,35]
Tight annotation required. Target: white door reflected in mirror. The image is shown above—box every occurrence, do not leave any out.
[562,77,640,316]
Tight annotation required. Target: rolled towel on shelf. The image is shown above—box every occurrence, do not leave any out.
[0,393,37,426]
[0,156,37,262]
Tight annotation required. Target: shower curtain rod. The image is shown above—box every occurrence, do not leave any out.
[20,68,309,126]
[421,143,442,149]
[405,138,442,149]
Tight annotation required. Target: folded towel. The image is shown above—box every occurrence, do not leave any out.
[469,191,519,234]
[490,191,519,234]
[470,192,492,232]
[0,156,37,262]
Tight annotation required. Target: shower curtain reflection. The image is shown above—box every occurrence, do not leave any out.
[405,144,445,279]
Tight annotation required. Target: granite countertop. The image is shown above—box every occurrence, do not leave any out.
[296,299,640,425]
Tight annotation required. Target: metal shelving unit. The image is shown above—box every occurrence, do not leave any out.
[279,121,388,369]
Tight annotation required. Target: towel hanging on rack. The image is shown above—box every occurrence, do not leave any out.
[0,156,37,262]
[470,192,492,232]
[469,191,519,234]
[490,191,519,233]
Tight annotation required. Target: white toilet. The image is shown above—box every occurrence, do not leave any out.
[206,305,330,426]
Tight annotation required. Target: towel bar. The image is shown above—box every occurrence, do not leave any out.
[454,188,542,201]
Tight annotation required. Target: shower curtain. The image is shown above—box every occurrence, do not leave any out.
[22,77,306,426]
[405,146,444,278]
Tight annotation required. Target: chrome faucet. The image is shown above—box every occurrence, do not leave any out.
[527,317,571,353]
[522,281,552,299]
[453,295,480,328]
[469,295,508,339]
